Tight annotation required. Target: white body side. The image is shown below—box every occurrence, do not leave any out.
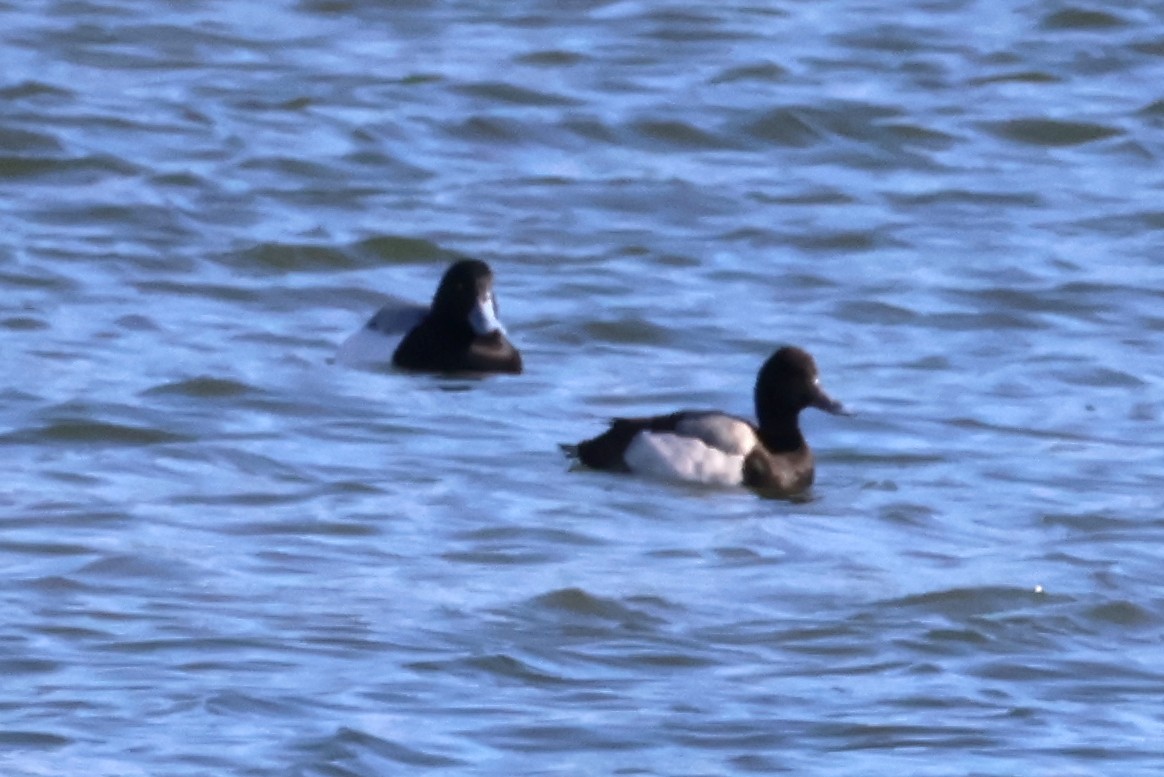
[674,413,759,456]
[335,304,426,365]
[623,430,750,487]
[335,327,397,365]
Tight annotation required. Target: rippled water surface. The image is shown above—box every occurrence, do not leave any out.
[3,1,1164,774]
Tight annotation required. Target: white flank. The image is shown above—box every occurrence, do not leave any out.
[336,304,426,365]
[335,327,398,365]
[624,431,746,487]
[674,413,758,456]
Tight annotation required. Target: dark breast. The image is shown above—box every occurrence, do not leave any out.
[742,447,814,494]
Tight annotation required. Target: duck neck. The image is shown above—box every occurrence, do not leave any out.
[755,387,806,453]
[757,413,806,453]
[426,313,475,344]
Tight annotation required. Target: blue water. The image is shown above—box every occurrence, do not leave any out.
[2,1,1163,774]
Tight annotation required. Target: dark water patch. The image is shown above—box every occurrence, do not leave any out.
[340,148,432,180]
[351,234,446,265]
[447,115,532,143]
[36,623,112,642]
[475,720,645,753]
[888,187,1044,208]
[880,121,957,149]
[1041,8,1129,30]
[527,588,675,629]
[0,419,188,446]
[298,633,399,657]
[1,539,97,557]
[455,81,579,107]
[516,49,588,67]
[443,525,606,565]
[639,7,762,43]
[407,652,580,689]
[877,502,937,526]
[747,188,855,207]
[0,658,60,675]
[813,449,946,466]
[170,488,319,510]
[834,22,951,55]
[793,101,903,144]
[818,721,998,751]
[885,586,1050,618]
[666,717,794,751]
[229,242,360,275]
[52,21,278,71]
[303,726,465,768]
[1053,365,1145,388]
[738,107,822,147]
[1140,97,1164,119]
[0,152,137,181]
[78,553,196,582]
[984,118,1122,146]
[834,300,919,326]
[561,115,621,143]
[1084,599,1157,628]
[134,279,259,302]
[900,354,951,370]
[948,284,1113,320]
[0,731,71,748]
[630,118,733,149]
[142,376,254,398]
[0,80,75,101]
[583,317,676,346]
[790,228,887,253]
[913,626,992,651]
[711,545,778,566]
[1042,510,1135,532]
[30,202,195,244]
[707,621,868,654]
[157,445,311,484]
[710,61,787,84]
[0,266,79,291]
[237,155,349,182]
[1047,660,1164,702]
[98,635,279,656]
[969,70,1063,86]
[729,753,789,772]
[224,518,382,537]
[25,577,96,599]
[924,309,1049,331]
[1132,37,1164,58]
[1070,208,1164,233]
[113,313,159,332]
[2,315,49,331]
[0,126,64,153]
[7,506,132,530]
[946,416,1105,445]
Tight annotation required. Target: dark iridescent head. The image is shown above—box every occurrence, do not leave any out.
[430,258,505,335]
[755,346,849,420]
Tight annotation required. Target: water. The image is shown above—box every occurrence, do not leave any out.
[3,0,1164,774]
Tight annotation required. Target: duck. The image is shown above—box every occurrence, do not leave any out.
[564,346,848,495]
[336,258,522,374]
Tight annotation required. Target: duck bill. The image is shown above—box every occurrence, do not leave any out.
[468,292,506,336]
[810,385,851,416]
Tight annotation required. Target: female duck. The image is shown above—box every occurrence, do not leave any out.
[566,346,848,495]
[337,259,522,374]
